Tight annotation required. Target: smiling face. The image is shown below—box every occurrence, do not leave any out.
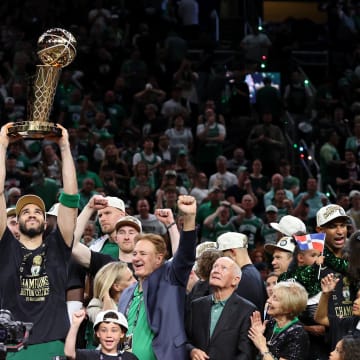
[18,204,46,238]
[95,322,124,354]
[132,239,164,280]
[266,290,286,317]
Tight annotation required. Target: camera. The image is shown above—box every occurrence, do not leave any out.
[0,309,33,357]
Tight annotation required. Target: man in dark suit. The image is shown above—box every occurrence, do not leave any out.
[186,256,257,360]
[119,195,197,360]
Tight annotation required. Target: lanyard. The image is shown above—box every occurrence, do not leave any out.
[126,289,143,332]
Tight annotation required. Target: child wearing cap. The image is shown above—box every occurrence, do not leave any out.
[65,309,138,360]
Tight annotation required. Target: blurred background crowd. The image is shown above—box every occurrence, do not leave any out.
[1,0,360,251]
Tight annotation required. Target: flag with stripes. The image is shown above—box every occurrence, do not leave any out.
[294,233,326,252]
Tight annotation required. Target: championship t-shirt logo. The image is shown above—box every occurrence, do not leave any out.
[31,255,42,276]
[19,246,50,302]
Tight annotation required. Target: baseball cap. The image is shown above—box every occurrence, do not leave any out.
[349,190,360,199]
[47,203,60,217]
[6,208,16,217]
[165,170,177,177]
[77,155,88,162]
[217,232,248,250]
[7,187,21,197]
[196,241,217,258]
[316,204,349,227]
[15,195,46,217]
[270,215,306,236]
[105,197,125,212]
[93,310,128,330]
[115,216,142,232]
[5,97,15,104]
[99,130,114,140]
[266,205,278,213]
[264,236,295,254]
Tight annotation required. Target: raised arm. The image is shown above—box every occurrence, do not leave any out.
[72,195,108,268]
[0,123,12,238]
[64,309,86,359]
[169,195,197,286]
[155,208,180,255]
[179,195,196,232]
[314,273,339,326]
[52,125,79,247]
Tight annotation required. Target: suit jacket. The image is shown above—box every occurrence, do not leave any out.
[119,230,196,360]
[187,292,257,360]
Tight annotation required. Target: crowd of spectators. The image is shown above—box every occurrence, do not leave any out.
[2,0,360,246]
[2,1,360,239]
[2,1,360,358]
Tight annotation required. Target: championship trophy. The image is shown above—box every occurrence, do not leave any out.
[7,28,77,138]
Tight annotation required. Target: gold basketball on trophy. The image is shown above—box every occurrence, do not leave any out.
[37,28,77,68]
[8,28,77,139]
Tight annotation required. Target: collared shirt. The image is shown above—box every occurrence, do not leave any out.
[126,284,156,360]
[210,296,228,337]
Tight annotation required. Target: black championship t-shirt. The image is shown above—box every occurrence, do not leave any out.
[0,228,72,344]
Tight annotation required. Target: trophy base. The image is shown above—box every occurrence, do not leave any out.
[7,121,62,139]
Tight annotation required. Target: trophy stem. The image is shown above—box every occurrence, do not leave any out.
[30,65,61,123]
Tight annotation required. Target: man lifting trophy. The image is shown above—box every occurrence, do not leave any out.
[7,28,76,138]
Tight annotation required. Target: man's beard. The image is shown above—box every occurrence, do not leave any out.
[19,222,45,238]
[101,225,114,235]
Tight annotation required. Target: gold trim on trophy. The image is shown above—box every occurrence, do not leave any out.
[8,28,77,139]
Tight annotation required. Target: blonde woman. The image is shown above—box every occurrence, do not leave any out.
[248,281,310,360]
[86,261,136,348]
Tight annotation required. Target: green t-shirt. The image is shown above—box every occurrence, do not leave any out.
[127,285,156,360]
[77,170,103,189]
[197,201,219,242]
[236,214,263,250]
[213,221,237,239]
[100,240,119,259]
